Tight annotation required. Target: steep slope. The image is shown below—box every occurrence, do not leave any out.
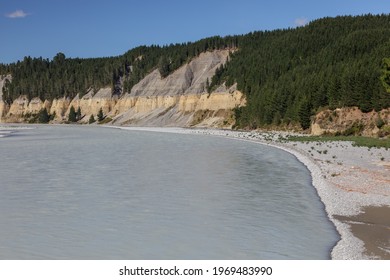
[110,50,245,127]
[129,50,228,96]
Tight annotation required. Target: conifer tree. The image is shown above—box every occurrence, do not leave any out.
[68,106,77,122]
[97,108,104,122]
[76,107,82,121]
[89,114,95,124]
[298,100,312,130]
[158,55,170,78]
[38,108,50,123]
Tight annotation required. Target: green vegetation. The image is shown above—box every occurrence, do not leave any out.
[97,108,104,122]
[38,108,50,123]
[76,107,82,121]
[89,114,95,124]
[1,14,390,130]
[67,106,82,122]
[22,108,54,123]
[380,57,390,93]
[376,117,385,129]
[68,106,77,122]
[98,117,113,125]
[287,135,390,149]
[336,121,365,136]
[211,15,390,129]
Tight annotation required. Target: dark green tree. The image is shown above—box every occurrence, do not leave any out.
[97,108,104,122]
[68,105,77,122]
[89,114,95,124]
[298,99,312,130]
[76,107,82,121]
[38,108,50,123]
[380,58,390,93]
[158,55,170,78]
[53,52,66,64]
[206,78,211,93]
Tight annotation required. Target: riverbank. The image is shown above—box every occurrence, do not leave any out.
[116,126,390,259]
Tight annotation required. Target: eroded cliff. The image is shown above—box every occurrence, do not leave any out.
[311,107,390,137]
[0,51,246,127]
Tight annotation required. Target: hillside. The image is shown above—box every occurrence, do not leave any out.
[1,14,390,134]
[213,15,390,132]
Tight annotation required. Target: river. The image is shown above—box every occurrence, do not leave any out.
[0,125,338,259]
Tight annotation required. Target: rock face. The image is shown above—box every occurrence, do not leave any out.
[311,107,390,137]
[111,90,245,127]
[0,50,246,127]
[66,88,116,120]
[50,97,71,121]
[0,101,5,123]
[129,50,229,96]
[0,100,5,123]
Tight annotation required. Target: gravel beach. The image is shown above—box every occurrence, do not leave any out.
[117,126,390,260]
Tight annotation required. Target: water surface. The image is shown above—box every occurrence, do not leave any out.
[0,125,338,259]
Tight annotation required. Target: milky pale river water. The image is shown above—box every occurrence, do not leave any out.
[0,125,338,259]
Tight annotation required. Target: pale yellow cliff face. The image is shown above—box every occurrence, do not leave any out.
[67,88,117,120]
[4,96,45,122]
[7,96,30,121]
[194,91,245,111]
[0,100,6,122]
[1,90,245,127]
[27,97,46,114]
[110,96,136,116]
[50,97,71,121]
[111,90,246,127]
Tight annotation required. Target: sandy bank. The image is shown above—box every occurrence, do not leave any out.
[334,206,390,259]
[112,126,390,259]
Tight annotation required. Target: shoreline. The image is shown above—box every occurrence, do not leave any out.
[113,126,390,259]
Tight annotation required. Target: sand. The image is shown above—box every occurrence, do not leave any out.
[113,126,390,259]
[334,206,390,259]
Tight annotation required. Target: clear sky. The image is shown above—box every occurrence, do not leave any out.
[1,0,390,63]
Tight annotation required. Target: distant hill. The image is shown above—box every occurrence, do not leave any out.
[1,14,390,131]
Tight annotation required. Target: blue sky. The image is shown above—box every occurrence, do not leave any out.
[1,0,390,63]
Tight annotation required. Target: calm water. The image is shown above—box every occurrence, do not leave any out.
[0,125,338,259]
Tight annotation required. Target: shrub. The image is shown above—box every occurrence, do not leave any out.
[376,117,385,129]
[342,121,364,136]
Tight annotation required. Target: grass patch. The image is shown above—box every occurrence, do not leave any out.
[98,117,113,124]
[287,135,390,149]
